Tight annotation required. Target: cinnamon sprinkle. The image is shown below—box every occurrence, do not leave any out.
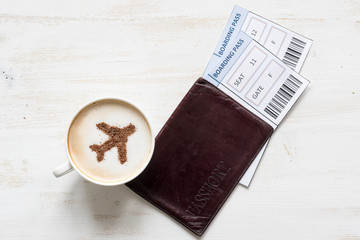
[89,122,136,164]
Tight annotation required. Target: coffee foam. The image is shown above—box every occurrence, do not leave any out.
[68,100,152,183]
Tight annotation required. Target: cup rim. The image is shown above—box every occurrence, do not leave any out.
[65,97,155,186]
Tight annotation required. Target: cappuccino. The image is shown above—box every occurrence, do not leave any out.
[68,99,152,183]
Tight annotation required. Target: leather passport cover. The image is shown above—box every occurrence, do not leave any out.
[126,78,273,236]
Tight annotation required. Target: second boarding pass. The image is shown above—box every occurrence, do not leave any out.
[203,5,312,186]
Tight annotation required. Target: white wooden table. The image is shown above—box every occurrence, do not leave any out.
[1,0,360,239]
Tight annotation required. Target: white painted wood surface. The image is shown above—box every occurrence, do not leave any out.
[1,0,360,239]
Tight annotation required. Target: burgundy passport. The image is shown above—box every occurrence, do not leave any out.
[126,78,273,236]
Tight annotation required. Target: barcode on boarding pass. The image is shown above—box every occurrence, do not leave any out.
[264,74,302,119]
[282,37,307,70]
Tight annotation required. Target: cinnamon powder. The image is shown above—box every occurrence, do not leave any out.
[89,122,136,164]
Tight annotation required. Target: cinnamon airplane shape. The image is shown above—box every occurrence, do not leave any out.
[89,122,136,164]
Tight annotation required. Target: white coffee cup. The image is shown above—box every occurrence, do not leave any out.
[52,97,155,186]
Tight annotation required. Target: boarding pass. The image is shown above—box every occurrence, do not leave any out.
[203,6,312,187]
[204,5,312,74]
[204,31,310,186]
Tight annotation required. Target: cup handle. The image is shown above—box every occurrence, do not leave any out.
[53,162,74,178]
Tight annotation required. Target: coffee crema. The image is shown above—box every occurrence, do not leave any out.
[68,100,152,183]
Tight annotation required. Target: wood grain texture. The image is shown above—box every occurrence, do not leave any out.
[0,0,359,239]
